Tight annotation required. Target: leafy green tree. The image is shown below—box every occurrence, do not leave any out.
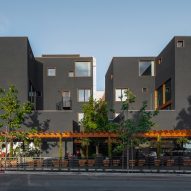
[0,85,32,157]
[176,137,189,150]
[81,96,113,156]
[115,88,158,168]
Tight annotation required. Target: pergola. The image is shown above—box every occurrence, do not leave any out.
[143,129,191,139]
[1,129,191,158]
[0,129,191,139]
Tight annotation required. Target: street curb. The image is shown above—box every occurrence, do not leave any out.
[4,171,191,177]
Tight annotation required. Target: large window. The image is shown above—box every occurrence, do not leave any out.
[165,79,171,103]
[115,89,127,101]
[139,61,154,76]
[155,79,172,110]
[78,89,91,102]
[157,86,163,107]
[75,62,91,77]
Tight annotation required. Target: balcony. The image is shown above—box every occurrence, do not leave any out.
[56,99,72,110]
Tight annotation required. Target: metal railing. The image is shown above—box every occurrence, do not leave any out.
[1,156,191,172]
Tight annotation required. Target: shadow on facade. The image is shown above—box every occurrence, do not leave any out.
[176,96,191,130]
[24,111,57,155]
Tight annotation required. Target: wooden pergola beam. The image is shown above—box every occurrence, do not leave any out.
[27,132,118,138]
[0,129,191,139]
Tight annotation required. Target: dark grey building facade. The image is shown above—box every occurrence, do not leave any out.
[105,36,191,130]
[1,36,191,156]
[0,37,96,156]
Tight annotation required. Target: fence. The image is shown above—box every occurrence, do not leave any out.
[1,156,191,172]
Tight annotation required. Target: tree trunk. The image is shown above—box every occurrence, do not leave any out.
[86,145,89,159]
[156,136,161,159]
[10,139,13,158]
[108,137,112,158]
[126,146,129,170]
[96,144,99,156]
[59,136,63,160]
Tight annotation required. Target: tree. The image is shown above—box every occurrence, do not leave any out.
[114,88,158,168]
[81,96,113,156]
[0,85,32,157]
[176,137,189,150]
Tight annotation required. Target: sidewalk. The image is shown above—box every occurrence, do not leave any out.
[3,170,191,177]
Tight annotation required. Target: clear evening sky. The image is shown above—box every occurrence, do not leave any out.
[0,0,191,90]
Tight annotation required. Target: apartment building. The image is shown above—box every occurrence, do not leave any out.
[1,36,191,156]
[105,36,191,130]
[0,37,96,156]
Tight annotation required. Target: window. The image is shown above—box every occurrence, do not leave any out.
[115,89,127,101]
[75,62,91,77]
[78,113,84,122]
[155,78,172,110]
[139,61,154,76]
[28,83,36,110]
[115,113,120,118]
[68,71,74,77]
[158,58,162,64]
[62,91,71,109]
[157,86,163,107]
[177,40,184,48]
[78,89,91,102]
[142,88,148,93]
[165,79,171,103]
[47,68,56,76]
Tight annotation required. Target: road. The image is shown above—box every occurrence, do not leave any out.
[0,173,191,191]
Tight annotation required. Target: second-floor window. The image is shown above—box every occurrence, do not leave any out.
[78,89,91,102]
[62,91,71,109]
[115,89,127,101]
[75,62,91,77]
[47,68,56,76]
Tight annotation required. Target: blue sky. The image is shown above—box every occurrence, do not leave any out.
[0,0,191,90]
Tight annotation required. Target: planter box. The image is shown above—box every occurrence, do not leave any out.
[35,160,43,168]
[166,159,174,167]
[137,160,145,167]
[154,159,161,167]
[61,160,69,168]
[103,159,110,167]
[183,159,191,166]
[10,160,18,168]
[52,160,60,168]
[129,160,136,167]
[112,159,120,167]
[79,159,87,167]
[87,160,95,167]
[27,161,35,168]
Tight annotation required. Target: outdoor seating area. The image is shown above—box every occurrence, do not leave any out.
[1,156,191,172]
